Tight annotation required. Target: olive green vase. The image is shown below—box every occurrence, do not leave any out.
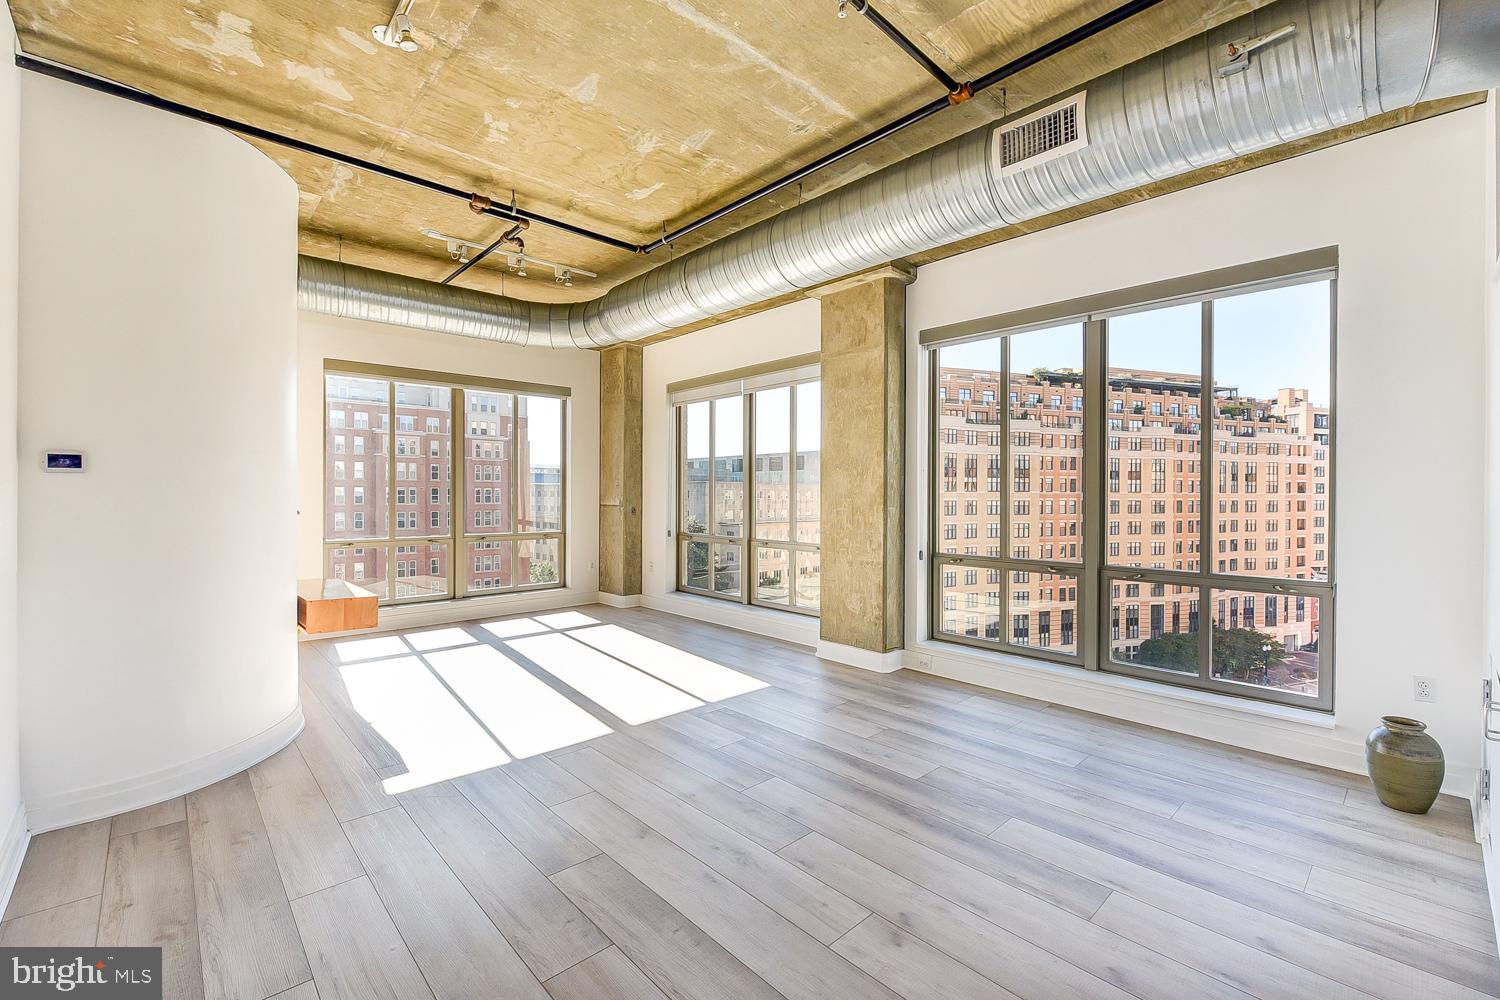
[1364,716,1444,814]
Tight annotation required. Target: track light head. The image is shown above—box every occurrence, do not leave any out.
[373,10,419,51]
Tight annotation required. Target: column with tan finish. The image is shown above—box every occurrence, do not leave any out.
[599,343,644,598]
[811,264,914,670]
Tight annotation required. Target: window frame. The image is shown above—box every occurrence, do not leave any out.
[672,358,822,617]
[322,361,569,606]
[924,254,1336,711]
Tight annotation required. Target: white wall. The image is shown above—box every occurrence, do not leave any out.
[1482,92,1500,907]
[18,75,302,831]
[296,313,601,624]
[640,299,821,644]
[0,2,25,905]
[906,106,1491,793]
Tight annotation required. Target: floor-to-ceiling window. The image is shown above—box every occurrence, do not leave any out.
[324,362,567,604]
[675,359,821,616]
[928,253,1334,709]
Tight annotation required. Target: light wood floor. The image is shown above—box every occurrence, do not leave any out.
[4,605,1496,1000]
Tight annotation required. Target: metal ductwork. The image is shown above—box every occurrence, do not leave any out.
[298,0,1500,349]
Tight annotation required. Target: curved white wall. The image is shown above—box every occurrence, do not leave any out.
[18,75,300,831]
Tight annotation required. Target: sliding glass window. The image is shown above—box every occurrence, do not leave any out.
[928,260,1334,709]
[324,363,567,604]
[677,367,821,616]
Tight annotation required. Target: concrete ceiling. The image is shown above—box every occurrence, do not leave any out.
[8,0,1275,304]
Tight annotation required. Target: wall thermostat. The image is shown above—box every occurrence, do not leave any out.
[43,450,85,473]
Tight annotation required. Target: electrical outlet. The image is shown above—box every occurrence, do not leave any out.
[915,653,932,671]
[1414,676,1436,703]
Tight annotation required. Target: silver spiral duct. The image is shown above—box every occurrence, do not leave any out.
[298,0,1500,349]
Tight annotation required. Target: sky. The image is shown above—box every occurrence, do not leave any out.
[938,279,1331,405]
[684,382,822,459]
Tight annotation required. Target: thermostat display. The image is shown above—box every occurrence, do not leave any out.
[43,451,84,472]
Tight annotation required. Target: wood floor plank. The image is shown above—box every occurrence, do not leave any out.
[342,805,549,1000]
[757,780,1248,1000]
[542,946,669,1000]
[923,764,1313,888]
[739,686,885,737]
[249,745,365,900]
[186,774,311,1000]
[780,831,1138,1000]
[399,787,609,980]
[99,822,204,1000]
[299,644,403,771]
[1172,801,1488,911]
[554,792,902,1000]
[712,703,938,779]
[1078,752,1479,854]
[0,896,99,946]
[2,819,110,921]
[296,681,395,822]
[550,854,785,1000]
[1305,867,1497,956]
[831,914,1024,1000]
[994,817,1500,999]
[591,731,809,851]
[733,747,1110,918]
[451,766,600,876]
[1090,891,1373,1000]
[268,983,321,1000]
[828,697,1086,767]
[720,728,1010,834]
[555,747,869,944]
[655,711,745,749]
[626,724,772,792]
[872,727,1184,816]
[289,876,433,1000]
[503,755,593,806]
[110,797,187,840]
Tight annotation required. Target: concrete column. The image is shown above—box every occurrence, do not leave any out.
[598,342,643,599]
[811,264,914,671]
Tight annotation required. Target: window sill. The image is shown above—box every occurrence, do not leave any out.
[645,591,820,648]
[297,585,593,640]
[910,637,1337,730]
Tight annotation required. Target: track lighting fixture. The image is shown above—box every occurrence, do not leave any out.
[420,228,598,285]
[373,0,420,52]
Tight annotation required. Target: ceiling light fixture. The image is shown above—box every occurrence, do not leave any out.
[421,229,598,286]
[373,0,420,52]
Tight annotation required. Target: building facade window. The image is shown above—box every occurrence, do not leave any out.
[929,264,1334,710]
[323,365,567,605]
[676,365,821,616]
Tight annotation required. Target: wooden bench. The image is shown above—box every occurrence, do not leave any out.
[297,578,378,634]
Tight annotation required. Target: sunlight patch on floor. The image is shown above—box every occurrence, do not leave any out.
[534,610,600,630]
[330,634,408,663]
[506,631,703,725]
[403,627,479,652]
[424,643,612,758]
[339,655,510,793]
[477,617,550,640]
[568,624,767,702]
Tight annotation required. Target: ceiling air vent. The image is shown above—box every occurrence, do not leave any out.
[992,92,1088,178]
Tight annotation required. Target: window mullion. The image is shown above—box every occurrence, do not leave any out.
[387,379,397,599]
[1198,299,1214,681]
[999,335,1011,647]
[1082,318,1104,670]
[742,391,752,607]
[452,388,465,599]
[510,392,520,590]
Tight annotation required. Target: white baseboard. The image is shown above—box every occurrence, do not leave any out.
[816,641,905,673]
[0,801,29,920]
[641,592,819,648]
[298,587,600,641]
[24,704,305,834]
[596,592,643,609]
